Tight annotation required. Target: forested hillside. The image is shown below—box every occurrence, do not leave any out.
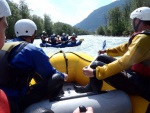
[75,0,150,36]
[74,0,127,32]
[6,0,150,38]
[6,0,89,39]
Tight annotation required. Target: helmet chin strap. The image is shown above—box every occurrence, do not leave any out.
[133,19,141,32]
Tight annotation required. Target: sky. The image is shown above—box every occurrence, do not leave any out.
[10,0,117,26]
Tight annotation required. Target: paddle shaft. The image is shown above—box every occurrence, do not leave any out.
[88,40,106,68]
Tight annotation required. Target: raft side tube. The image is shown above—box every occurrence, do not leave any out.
[49,52,92,85]
[24,90,132,113]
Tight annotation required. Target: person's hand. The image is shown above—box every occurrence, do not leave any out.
[98,50,106,54]
[63,73,68,81]
[73,107,94,113]
[82,66,94,77]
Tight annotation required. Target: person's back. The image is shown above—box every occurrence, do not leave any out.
[50,34,57,45]
[40,31,47,43]
[61,33,68,44]
[1,19,68,113]
[65,34,69,40]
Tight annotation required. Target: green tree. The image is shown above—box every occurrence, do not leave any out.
[107,7,124,36]
[19,0,31,19]
[44,14,53,36]
[53,22,73,35]
[53,22,63,35]
[122,0,133,35]
[5,0,90,39]
[6,1,22,39]
[32,15,44,37]
[97,26,105,35]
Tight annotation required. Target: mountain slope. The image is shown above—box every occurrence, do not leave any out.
[74,0,127,32]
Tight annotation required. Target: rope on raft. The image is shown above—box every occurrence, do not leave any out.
[49,50,92,74]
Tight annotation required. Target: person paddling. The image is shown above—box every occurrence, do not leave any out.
[70,33,77,44]
[61,33,68,44]
[74,7,150,102]
[40,31,48,43]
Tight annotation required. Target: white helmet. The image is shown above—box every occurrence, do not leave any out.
[72,33,75,36]
[62,33,65,36]
[130,7,150,21]
[15,19,37,37]
[0,0,11,18]
[42,31,46,34]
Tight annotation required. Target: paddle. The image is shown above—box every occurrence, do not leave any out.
[88,40,106,67]
[66,38,72,43]
[79,38,84,42]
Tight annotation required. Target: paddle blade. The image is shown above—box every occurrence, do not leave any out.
[102,40,106,50]
[79,39,84,42]
[88,40,106,67]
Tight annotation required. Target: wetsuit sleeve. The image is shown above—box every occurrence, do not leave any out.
[106,42,128,57]
[95,34,150,80]
[10,44,64,78]
[30,46,64,78]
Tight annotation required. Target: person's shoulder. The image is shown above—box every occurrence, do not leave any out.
[133,33,150,44]
[24,43,46,55]
[136,32,150,39]
[26,43,42,50]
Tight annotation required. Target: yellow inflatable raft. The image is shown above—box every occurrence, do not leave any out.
[48,51,150,113]
[29,51,149,113]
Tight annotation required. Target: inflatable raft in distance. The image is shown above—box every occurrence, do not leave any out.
[40,39,84,48]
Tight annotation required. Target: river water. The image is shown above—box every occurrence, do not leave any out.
[33,35,129,57]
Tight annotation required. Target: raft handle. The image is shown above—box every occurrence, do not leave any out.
[79,105,86,112]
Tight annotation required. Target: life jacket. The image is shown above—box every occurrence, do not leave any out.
[71,36,76,41]
[70,36,76,43]
[0,42,35,89]
[50,35,56,44]
[131,59,150,77]
[0,89,10,113]
[41,34,47,43]
[61,36,67,42]
[128,31,150,77]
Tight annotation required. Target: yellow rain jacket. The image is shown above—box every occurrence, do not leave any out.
[96,33,150,80]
